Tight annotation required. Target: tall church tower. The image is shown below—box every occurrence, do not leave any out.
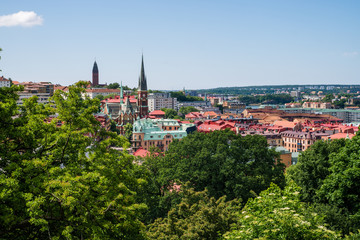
[92,61,99,87]
[137,55,148,118]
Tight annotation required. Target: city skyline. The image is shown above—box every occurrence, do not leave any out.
[0,1,360,90]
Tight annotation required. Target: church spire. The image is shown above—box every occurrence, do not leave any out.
[124,94,133,114]
[92,61,99,87]
[120,81,124,104]
[138,55,147,91]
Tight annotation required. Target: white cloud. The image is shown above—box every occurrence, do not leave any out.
[343,51,359,57]
[0,11,43,27]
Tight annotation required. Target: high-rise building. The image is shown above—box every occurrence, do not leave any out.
[148,92,178,111]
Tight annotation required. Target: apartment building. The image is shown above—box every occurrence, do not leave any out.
[281,130,331,152]
[0,76,11,87]
[16,82,54,105]
[148,92,178,111]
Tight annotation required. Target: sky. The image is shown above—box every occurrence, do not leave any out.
[0,0,359,90]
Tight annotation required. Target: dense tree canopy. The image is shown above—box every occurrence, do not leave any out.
[152,130,285,201]
[0,83,146,239]
[179,106,199,116]
[286,139,346,203]
[146,183,242,240]
[287,137,360,235]
[238,94,294,105]
[161,108,179,119]
[223,183,340,239]
[317,134,360,217]
[170,91,203,102]
[107,82,120,89]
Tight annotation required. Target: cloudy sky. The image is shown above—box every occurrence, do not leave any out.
[0,0,359,90]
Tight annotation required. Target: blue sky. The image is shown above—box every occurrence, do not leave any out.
[0,0,359,90]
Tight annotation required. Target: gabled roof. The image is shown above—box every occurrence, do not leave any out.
[185,112,203,119]
[328,133,355,140]
[133,148,150,157]
[273,120,298,129]
[150,110,165,116]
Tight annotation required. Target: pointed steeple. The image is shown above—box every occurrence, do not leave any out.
[92,61,99,86]
[204,92,207,101]
[123,96,133,114]
[120,81,124,104]
[92,61,98,73]
[138,55,147,91]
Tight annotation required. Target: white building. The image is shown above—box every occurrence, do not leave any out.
[0,76,11,88]
[83,88,121,99]
[17,92,51,105]
[148,92,178,111]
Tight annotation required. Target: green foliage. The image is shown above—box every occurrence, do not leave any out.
[161,108,178,119]
[287,137,360,235]
[322,94,335,102]
[333,99,346,109]
[0,82,146,239]
[286,139,346,203]
[238,94,294,105]
[95,94,105,100]
[124,123,133,142]
[170,91,203,102]
[110,120,120,134]
[132,151,183,224]
[107,82,120,89]
[146,183,242,240]
[152,130,285,201]
[215,103,223,113]
[104,93,117,99]
[224,182,340,239]
[317,134,360,216]
[148,89,165,93]
[179,106,199,116]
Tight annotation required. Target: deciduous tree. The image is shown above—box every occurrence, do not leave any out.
[146,183,242,240]
[153,130,285,201]
[0,82,146,239]
[224,182,340,239]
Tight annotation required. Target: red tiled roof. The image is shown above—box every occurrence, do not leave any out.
[85,88,120,93]
[328,133,355,140]
[102,96,137,104]
[0,76,10,82]
[185,112,203,119]
[273,120,297,129]
[150,110,165,115]
[197,120,235,132]
[181,121,191,124]
[203,111,218,117]
[133,148,150,157]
